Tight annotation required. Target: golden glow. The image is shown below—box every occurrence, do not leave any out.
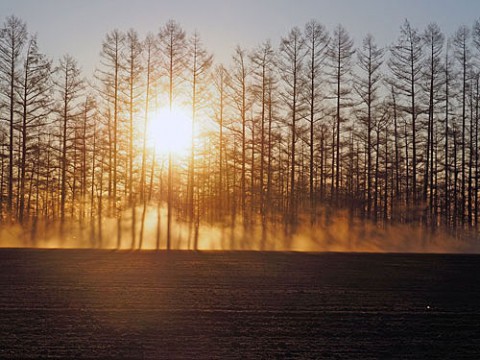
[147,106,192,156]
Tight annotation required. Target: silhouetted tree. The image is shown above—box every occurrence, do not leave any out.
[278,27,306,225]
[251,40,276,223]
[186,31,212,249]
[212,65,229,219]
[422,23,444,226]
[303,20,329,220]
[17,36,52,223]
[158,19,187,250]
[388,20,423,207]
[96,29,125,219]
[1,14,479,249]
[327,25,355,203]
[54,54,84,227]
[452,26,471,225]
[354,33,384,218]
[229,46,250,222]
[0,15,27,219]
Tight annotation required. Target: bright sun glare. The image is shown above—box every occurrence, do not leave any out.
[147,106,192,156]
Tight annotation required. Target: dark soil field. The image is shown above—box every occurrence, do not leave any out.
[1,249,480,359]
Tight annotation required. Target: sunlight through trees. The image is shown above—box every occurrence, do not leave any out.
[0,15,480,249]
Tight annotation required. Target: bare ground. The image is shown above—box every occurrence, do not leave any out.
[0,249,479,359]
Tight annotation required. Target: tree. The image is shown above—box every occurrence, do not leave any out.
[76,94,96,223]
[250,40,277,223]
[354,33,384,218]
[388,20,423,206]
[158,20,186,110]
[421,23,444,225]
[229,46,250,222]
[452,25,471,225]
[139,33,158,201]
[327,24,355,203]
[123,29,143,249]
[138,32,159,250]
[158,20,187,250]
[186,31,213,249]
[55,54,84,226]
[278,27,306,225]
[303,20,329,219]
[96,29,125,217]
[17,36,52,223]
[0,15,27,219]
[124,29,143,208]
[2,14,480,249]
[212,65,229,220]
[442,42,454,226]
[472,18,480,227]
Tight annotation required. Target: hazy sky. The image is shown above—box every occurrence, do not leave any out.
[1,0,480,75]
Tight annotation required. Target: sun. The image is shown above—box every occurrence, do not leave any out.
[147,106,192,156]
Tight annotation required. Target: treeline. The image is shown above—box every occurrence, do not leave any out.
[0,15,479,249]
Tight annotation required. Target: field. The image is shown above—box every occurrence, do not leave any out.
[1,249,480,359]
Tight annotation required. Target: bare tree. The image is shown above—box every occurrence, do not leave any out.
[212,65,229,220]
[17,36,52,223]
[158,19,187,250]
[96,29,125,218]
[452,26,471,225]
[354,33,384,218]
[303,20,329,220]
[138,32,159,250]
[327,24,355,203]
[422,23,444,225]
[186,31,212,250]
[124,29,143,207]
[445,44,453,225]
[55,55,84,227]
[0,15,27,219]
[279,27,306,225]
[388,20,423,206]
[229,46,250,222]
[250,40,276,224]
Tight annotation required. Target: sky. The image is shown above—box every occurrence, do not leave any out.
[0,0,480,75]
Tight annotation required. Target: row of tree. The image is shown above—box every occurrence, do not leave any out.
[0,15,479,249]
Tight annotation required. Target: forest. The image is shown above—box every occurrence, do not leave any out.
[0,15,479,251]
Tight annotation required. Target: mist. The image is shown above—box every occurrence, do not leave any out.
[0,205,478,254]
